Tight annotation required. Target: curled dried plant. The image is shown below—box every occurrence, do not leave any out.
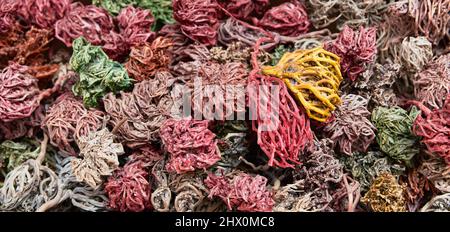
[20,0,70,29]
[399,36,433,74]
[325,25,377,81]
[160,118,220,173]
[42,93,105,156]
[125,37,172,81]
[417,156,450,193]
[104,71,174,148]
[71,128,124,189]
[173,60,247,120]
[420,193,450,212]
[411,95,450,164]
[341,151,405,192]
[371,106,421,165]
[172,0,219,46]
[323,94,376,155]
[413,53,450,110]
[257,1,310,37]
[204,171,274,212]
[169,174,209,212]
[117,6,155,47]
[362,172,407,212]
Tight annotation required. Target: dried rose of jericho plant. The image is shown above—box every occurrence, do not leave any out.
[413,53,450,110]
[204,171,273,212]
[104,71,174,148]
[173,60,248,120]
[172,0,219,46]
[362,172,407,212]
[421,193,450,212]
[257,1,310,37]
[116,6,155,47]
[398,36,433,74]
[323,94,376,155]
[105,161,152,212]
[160,118,220,174]
[411,95,450,165]
[19,0,71,29]
[125,37,172,81]
[0,63,60,122]
[71,128,124,189]
[216,0,269,20]
[42,93,105,156]
[325,25,377,81]
[417,156,450,193]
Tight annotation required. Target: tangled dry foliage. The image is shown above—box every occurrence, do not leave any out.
[1,0,449,213]
[70,37,132,107]
[125,37,172,81]
[371,106,421,165]
[323,94,376,156]
[104,71,175,148]
[160,118,221,174]
[173,60,248,120]
[411,95,450,164]
[325,25,377,81]
[263,47,343,122]
[172,0,219,46]
[256,1,310,37]
[42,93,105,156]
[205,171,274,212]
[362,172,407,212]
[71,128,124,189]
[341,151,405,192]
[413,53,450,110]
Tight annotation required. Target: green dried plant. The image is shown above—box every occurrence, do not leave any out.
[341,151,405,192]
[93,0,174,27]
[70,37,132,108]
[371,106,421,166]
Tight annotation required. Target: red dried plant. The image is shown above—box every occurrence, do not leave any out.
[216,0,269,20]
[54,2,127,60]
[19,0,71,29]
[413,54,450,110]
[158,24,190,55]
[0,0,20,34]
[257,1,310,37]
[409,0,450,45]
[325,25,376,81]
[204,172,273,212]
[128,145,164,168]
[117,6,155,47]
[172,0,219,46]
[248,74,313,168]
[41,93,105,156]
[125,37,172,81]
[0,64,48,122]
[55,2,114,47]
[105,161,152,212]
[159,118,220,174]
[411,94,450,165]
[173,60,248,120]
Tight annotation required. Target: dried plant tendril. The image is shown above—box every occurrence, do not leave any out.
[421,193,450,212]
[216,0,269,21]
[20,0,71,29]
[323,94,376,155]
[362,172,407,212]
[371,106,421,166]
[70,37,132,108]
[262,47,343,122]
